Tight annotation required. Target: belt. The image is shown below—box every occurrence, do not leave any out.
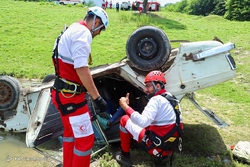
[53,77,87,94]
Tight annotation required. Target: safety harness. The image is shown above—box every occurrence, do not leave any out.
[141,93,183,166]
[52,27,87,116]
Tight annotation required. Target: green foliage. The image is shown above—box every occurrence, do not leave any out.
[175,0,189,13]
[164,0,250,21]
[119,12,151,27]
[15,0,47,1]
[163,0,189,13]
[211,0,226,16]
[225,0,250,21]
[2,0,250,79]
[85,0,95,7]
[136,13,151,27]
[188,0,216,16]
[164,0,220,16]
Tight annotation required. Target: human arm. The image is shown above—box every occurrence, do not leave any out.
[119,92,137,117]
[76,66,107,112]
[76,66,99,99]
[120,95,158,128]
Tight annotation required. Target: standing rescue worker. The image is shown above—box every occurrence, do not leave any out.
[116,70,184,166]
[51,6,109,167]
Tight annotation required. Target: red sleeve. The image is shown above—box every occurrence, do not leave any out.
[125,107,134,117]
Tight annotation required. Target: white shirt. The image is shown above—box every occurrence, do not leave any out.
[130,94,179,128]
[58,22,92,68]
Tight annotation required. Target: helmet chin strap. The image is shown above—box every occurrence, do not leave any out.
[90,15,104,34]
[146,81,159,99]
[152,81,159,94]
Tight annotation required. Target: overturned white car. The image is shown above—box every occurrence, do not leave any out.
[0,26,236,155]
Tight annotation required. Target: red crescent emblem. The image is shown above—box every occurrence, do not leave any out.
[79,125,86,132]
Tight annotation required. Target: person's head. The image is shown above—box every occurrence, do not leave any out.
[144,70,166,98]
[84,6,109,38]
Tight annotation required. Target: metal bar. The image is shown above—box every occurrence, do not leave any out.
[33,147,62,164]
[193,42,235,60]
[186,93,229,128]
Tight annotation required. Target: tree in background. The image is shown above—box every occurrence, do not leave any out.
[224,0,250,21]
[85,0,95,7]
[164,0,250,21]
[211,0,226,16]
[175,0,189,13]
[187,0,216,16]
[142,0,148,13]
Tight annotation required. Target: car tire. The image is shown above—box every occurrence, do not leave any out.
[0,76,21,111]
[42,74,56,83]
[126,26,171,71]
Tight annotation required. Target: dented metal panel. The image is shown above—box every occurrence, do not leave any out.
[164,41,236,100]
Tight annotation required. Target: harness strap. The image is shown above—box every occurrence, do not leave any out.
[146,126,179,151]
[161,93,183,137]
[52,27,66,77]
[52,29,66,116]
[51,26,88,116]
[53,77,87,94]
[140,93,183,166]
[60,101,87,116]
[52,30,65,116]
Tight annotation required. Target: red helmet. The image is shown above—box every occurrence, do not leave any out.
[144,70,166,84]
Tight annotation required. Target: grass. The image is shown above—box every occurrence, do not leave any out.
[1,0,250,166]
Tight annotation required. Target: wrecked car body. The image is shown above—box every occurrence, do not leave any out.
[0,26,236,154]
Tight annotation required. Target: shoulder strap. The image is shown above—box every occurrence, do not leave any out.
[143,93,183,153]
[52,26,68,77]
[52,26,68,115]
[161,93,183,136]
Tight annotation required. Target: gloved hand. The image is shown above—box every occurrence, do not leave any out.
[94,96,107,113]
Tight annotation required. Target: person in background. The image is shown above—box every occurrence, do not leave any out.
[115,70,184,166]
[128,1,131,10]
[102,0,106,9]
[105,0,108,9]
[132,1,135,10]
[110,0,112,9]
[51,6,109,167]
[116,2,119,12]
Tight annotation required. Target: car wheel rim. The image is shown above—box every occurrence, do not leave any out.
[137,38,158,59]
[0,82,12,105]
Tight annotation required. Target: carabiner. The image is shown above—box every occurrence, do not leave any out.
[152,136,162,147]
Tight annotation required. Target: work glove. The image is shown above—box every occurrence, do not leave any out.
[94,96,107,113]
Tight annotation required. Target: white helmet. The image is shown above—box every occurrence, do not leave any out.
[87,6,109,30]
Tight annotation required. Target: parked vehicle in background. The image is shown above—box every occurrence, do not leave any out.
[59,0,84,5]
[132,0,160,11]
[121,2,129,10]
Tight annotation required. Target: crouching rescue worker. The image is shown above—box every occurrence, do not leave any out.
[116,70,184,166]
[51,7,109,167]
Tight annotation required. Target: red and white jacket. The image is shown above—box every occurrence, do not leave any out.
[53,21,91,84]
[126,89,183,137]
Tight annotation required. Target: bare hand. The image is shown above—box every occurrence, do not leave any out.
[119,93,130,110]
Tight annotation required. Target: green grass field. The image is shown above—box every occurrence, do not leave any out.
[1,0,250,166]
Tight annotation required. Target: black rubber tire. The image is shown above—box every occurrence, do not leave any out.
[42,74,56,83]
[126,26,171,71]
[0,76,21,111]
